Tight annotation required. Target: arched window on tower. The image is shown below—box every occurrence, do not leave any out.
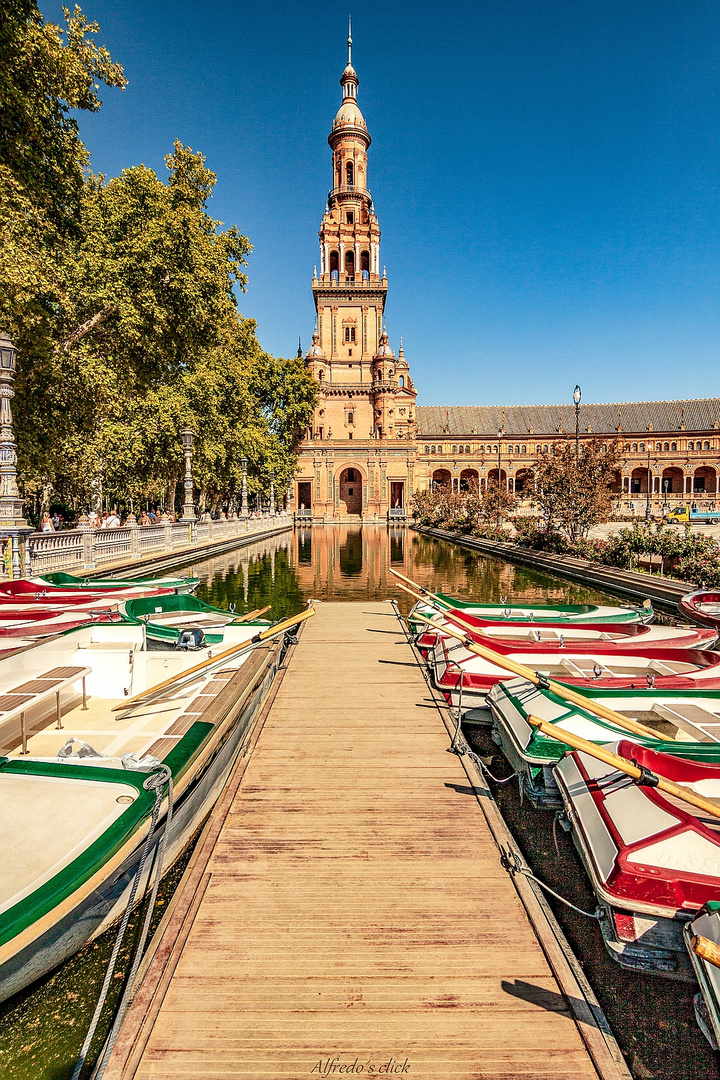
[346,161,354,187]
[398,375,404,387]
[361,250,370,278]
[345,251,354,279]
[330,250,339,281]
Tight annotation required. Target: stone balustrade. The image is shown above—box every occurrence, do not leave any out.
[13,514,288,577]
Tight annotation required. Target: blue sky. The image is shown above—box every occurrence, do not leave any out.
[41,0,720,407]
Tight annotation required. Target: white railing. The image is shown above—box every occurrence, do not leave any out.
[20,513,290,577]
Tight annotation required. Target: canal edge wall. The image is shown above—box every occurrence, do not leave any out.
[411,526,691,613]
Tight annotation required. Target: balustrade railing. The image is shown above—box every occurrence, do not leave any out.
[17,513,289,577]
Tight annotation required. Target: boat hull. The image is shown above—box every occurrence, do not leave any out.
[0,646,280,1004]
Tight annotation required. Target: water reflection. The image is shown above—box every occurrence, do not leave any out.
[175,525,620,615]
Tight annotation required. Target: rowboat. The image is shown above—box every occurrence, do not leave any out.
[685,903,720,1047]
[554,739,720,978]
[415,612,717,654]
[0,608,122,638]
[0,608,311,1003]
[487,679,720,807]
[408,594,652,635]
[123,594,271,648]
[0,581,173,604]
[33,571,199,595]
[432,641,720,712]
[679,590,720,630]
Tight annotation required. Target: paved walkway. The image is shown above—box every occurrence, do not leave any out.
[104,601,619,1080]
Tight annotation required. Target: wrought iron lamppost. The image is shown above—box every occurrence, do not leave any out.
[180,427,196,521]
[573,385,582,460]
[240,457,249,518]
[645,444,652,520]
[269,470,275,517]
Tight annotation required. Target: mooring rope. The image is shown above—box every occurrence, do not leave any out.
[499,845,602,921]
[72,765,173,1080]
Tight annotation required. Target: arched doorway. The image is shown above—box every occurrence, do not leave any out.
[339,467,362,515]
[515,469,534,495]
[459,468,479,492]
[630,467,649,494]
[694,466,717,495]
[661,467,683,495]
[432,469,451,490]
[486,468,507,490]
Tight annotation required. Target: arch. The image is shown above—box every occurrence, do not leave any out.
[656,442,662,451]
[465,445,470,453]
[329,250,339,274]
[344,250,355,277]
[487,467,508,488]
[361,250,370,273]
[661,466,683,494]
[663,442,669,451]
[694,465,717,495]
[630,467,649,494]
[639,442,645,452]
[346,161,354,186]
[432,468,452,490]
[515,468,534,494]
[671,441,677,451]
[521,444,526,454]
[536,444,542,454]
[609,471,622,493]
[632,443,638,453]
[336,463,366,515]
[459,468,479,492]
[705,440,711,451]
[452,445,457,454]
[430,445,436,454]
[398,375,404,387]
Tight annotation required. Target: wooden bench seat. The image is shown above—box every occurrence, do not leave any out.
[0,665,91,754]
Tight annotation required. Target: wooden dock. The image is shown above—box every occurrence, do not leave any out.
[103,601,628,1080]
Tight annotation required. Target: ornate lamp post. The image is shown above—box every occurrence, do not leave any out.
[0,335,31,577]
[645,444,652,520]
[496,428,502,530]
[240,456,249,518]
[573,385,582,460]
[180,427,196,521]
[269,470,275,517]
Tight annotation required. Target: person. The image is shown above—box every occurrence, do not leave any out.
[99,511,110,529]
[51,511,60,530]
[106,509,120,528]
[39,512,54,532]
[88,510,98,528]
[148,508,156,524]
[139,511,150,526]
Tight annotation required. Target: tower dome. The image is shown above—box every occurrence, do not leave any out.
[374,327,395,360]
[305,327,326,360]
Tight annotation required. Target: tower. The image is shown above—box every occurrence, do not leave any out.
[296,27,417,521]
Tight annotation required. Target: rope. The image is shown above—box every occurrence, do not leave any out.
[499,846,602,921]
[71,765,172,1080]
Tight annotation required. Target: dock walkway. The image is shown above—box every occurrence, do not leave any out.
[104,601,626,1080]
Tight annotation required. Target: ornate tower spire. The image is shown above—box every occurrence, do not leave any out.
[348,15,352,66]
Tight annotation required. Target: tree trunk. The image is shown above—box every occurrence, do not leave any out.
[167,471,178,516]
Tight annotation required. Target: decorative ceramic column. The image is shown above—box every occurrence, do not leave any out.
[180,427,196,521]
[269,471,275,518]
[240,456,249,518]
[0,334,31,577]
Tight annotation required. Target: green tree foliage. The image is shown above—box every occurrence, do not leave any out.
[0,5,316,518]
[410,480,517,536]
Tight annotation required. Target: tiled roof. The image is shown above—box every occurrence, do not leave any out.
[415,399,720,438]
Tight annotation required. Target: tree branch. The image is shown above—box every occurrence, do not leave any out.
[56,305,118,355]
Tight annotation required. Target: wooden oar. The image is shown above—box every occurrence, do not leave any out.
[526,713,720,821]
[689,935,720,969]
[113,607,314,713]
[234,605,271,623]
[415,611,673,742]
[388,568,452,609]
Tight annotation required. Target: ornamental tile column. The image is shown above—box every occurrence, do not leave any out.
[0,334,32,578]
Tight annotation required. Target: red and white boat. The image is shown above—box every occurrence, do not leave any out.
[416,609,717,655]
[0,608,122,638]
[0,580,172,605]
[555,739,720,978]
[679,590,720,631]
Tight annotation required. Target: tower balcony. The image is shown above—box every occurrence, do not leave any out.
[314,272,386,288]
[328,185,371,203]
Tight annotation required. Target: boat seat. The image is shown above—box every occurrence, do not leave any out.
[651,703,720,742]
[0,666,92,754]
[649,660,678,676]
[144,672,236,760]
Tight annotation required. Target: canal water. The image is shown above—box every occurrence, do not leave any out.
[0,525,714,1080]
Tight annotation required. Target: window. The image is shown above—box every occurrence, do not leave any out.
[361,250,370,273]
[521,445,526,454]
[656,442,661,451]
[431,446,436,454]
[424,445,430,454]
[348,432,353,440]
[671,441,677,451]
[330,250,339,274]
[632,443,638,452]
[639,442,644,452]
[318,370,324,381]
[536,445,542,454]
[347,412,354,425]
[458,445,464,454]
[398,375,404,387]
[515,445,520,454]
[507,445,512,454]
[346,162,354,186]
[452,445,457,454]
[603,444,607,452]
[663,442,669,451]
[344,326,356,343]
[346,211,354,224]
[705,441,711,451]
[347,468,356,482]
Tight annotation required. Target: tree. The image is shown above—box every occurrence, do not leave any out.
[531,439,623,541]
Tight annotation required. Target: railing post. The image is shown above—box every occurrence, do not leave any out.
[126,513,140,556]
[78,513,96,570]
[161,512,173,552]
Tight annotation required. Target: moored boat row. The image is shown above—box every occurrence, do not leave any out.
[398,569,720,1049]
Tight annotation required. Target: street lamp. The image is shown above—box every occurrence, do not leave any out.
[645,444,652,521]
[269,470,275,517]
[573,385,582,460]
[180,427,195,521]
[240,456,249,518]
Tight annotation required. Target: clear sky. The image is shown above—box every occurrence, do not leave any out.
[40,0,720,407]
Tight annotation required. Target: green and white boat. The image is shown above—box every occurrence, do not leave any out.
[0,615,292,1003]
[408,594,652,635]
[34,571,200,595]
[122,594,271,648]
[487,678,720,807]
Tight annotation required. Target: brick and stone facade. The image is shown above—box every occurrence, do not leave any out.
[293,41,720,522]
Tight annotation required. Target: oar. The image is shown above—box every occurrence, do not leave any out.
[113,607,314,713]
[689,935,720,970]
[388,568,452,609]
[526,713,720,821]
[415,612,673,742]
[234,605,271,623]
[396,580,513,644]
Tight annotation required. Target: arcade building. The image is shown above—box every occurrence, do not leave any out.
[293,38,720,522]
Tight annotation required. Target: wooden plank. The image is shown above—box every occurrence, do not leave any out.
[104,602,625,1080]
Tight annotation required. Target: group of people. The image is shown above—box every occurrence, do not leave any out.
[38,508,177,531]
